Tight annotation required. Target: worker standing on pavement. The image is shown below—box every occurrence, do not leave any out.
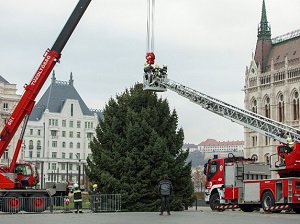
[158,175,173,216]
[92,184,100,213]
[71,183,83,213]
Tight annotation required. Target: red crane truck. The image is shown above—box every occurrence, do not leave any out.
[0,0,91,213]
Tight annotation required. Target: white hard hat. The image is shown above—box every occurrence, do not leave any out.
[93,184,98,189]
[74,183,79,188]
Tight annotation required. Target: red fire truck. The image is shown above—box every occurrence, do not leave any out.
[0,0,91,213]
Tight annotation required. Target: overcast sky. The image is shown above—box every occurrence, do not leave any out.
[1,0,300,144]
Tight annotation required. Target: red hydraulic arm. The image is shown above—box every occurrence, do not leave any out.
[0,0,92,173]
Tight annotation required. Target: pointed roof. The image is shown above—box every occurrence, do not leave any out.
[0,75,9,84]
[29,71,101,121]
[258,0,271,38]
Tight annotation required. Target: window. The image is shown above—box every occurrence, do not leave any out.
[85,122,93,129]
[76,153,80,159]
[293,91,299,120]
[251,99,257,113]
[251,154,258,162]
[77,132,80,138]
[52,152,57,158]
[37,129,41,136]
[52,141,57,147]
[69,163,73,171]
[3,102,8,111]
[62,142,66,148]
[69,153,73,159]
[37,140,41,150]
[37,151,41,158]
[62,120,66,127]
[62,131,66,137]
[29,140,34,149]
[71,104,74,116]
[264,153,270,164]
[69,120,74,128]
[49,119,58,126]
[77,143,80,149]
[87,133,93,139]
[69,142,73,148]
[62,152,65,159]
[2,149,8,159]
[69,131,73,138]
[51,130,57,137]
[252,136,257,147]
[30,129,33,135]
[61,163,66,170]
[264,96,270,118]
[278,94,284,122]
[77,121,81,128]
[51,163,57,170]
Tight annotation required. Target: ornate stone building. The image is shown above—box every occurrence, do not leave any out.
[22,72,102,188]
[244,0,300,163]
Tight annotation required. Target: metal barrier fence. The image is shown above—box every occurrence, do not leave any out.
[0,194,121,214]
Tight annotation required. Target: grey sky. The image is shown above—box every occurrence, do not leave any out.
[1,0,300,144]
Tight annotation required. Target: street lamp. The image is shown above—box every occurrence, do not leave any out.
[78,159,81,186]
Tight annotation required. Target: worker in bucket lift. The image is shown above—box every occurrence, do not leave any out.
[144,63,153,83]
[160,64,167,77]
[279,137,294,166]
[71,183,83,213]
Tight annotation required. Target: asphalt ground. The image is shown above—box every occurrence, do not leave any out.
[0,206,299,224]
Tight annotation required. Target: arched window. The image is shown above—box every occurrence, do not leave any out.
[292,91,299,120]
[264,96,270,118]
[77,143,80,149]
[62,142,66,148]
[252,99,257,113]
[251,154,258,162]
[278,94,284,122]
[69,142,73,148]
[264,153,270,164]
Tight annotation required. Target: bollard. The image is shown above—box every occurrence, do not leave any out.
[63,197,72,213]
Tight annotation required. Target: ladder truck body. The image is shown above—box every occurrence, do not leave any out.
[143,68,300,213]
[0,0,91,213]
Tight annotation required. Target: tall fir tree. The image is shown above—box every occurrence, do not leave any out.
[86,83,194,211]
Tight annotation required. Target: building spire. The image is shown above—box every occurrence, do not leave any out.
[258,0,271,38]
[69,72,74,86]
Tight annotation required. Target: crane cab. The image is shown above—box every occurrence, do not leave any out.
[143,64,167,92]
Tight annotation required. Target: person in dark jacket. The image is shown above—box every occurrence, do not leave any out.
[92,184,100,212]
[71,183,83,213]
[158,175,173,215]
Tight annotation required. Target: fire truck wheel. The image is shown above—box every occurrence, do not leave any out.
[2,194,23,213]
[209,193,221,211]
[26,194,48,213]
[261,191,281,213]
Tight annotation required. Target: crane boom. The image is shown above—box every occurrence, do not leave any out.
[0,0,92,162]
[143,74,300,144]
